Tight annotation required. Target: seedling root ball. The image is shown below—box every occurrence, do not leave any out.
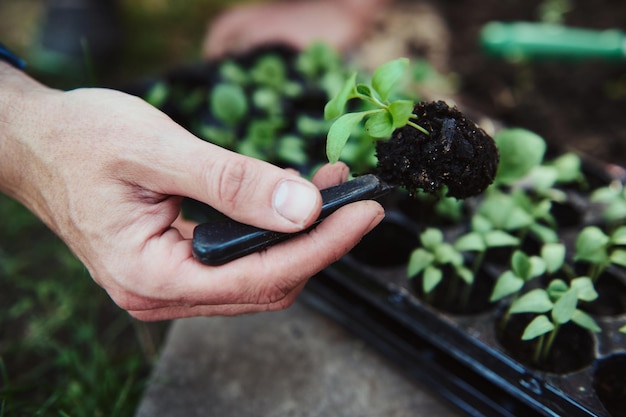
[375,101,499,199]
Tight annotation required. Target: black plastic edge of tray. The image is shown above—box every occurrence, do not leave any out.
[300,258,607,417]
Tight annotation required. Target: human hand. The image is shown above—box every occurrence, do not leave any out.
[203,0,388,59]
[0,65,384,321]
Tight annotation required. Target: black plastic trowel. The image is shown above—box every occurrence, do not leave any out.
[192,174,393,265]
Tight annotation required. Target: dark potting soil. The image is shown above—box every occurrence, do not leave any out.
[374,101,499,199]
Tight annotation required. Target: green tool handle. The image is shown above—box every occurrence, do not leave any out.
[481,22,626,61]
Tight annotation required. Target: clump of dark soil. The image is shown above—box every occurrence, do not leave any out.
[374,100,499,199]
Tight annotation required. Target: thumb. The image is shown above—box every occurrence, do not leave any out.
[157,137,322,233]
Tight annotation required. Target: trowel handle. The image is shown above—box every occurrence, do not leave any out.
[481,22,626,61]
[192,174,391,266]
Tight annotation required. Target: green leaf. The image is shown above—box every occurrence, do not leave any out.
[506,207,535,231]
[511,251,532,280]
[484,230,520,248]
[546,279,568,301]
[591,186,621,203]
[454,232,486,252]
[408,248,435,278]
[541,243,566,274]
[326,112,367,163]
[434,243,462,265]
[455,265,474,285]
[423,265,443,293]
[493,128,547,186]
[610,226,626,245]
[522,315,555,340]
[527,165,559,191]
[610,249,626,268]
[574,226,610,264]
[324,72,357,120]
[219,60,249,85]
[471,214,493,233]
[252,88,280,113]
[619,324,626,334]
[529,223,559,244]
[356,84,373,97]
[295,41,339,79]
[364,110,394,138]
[571,309,601,332]
[210,83,248,125]
[144,81,169,108]
[605,201,626,224]
[250,55,287,88]
[552,288,578,324]
[278,135,308,165]
[529,256,547,280]
[420,228,444,250]
[372,57,409,102]
[551,153,582,183]
[570,277,598,302]
[509,289,553,314]
[389,100,415,128]
[490,271,524,302]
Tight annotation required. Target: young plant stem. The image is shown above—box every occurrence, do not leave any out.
[407,119,430,136]
[533,333,546,365]
[472,251,486,276]
[355,91,429,136]
[588,263,605,283]
[541,324,561,363]
[499,294,519,333]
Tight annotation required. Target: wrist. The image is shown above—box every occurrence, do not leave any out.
[0,62,58,201]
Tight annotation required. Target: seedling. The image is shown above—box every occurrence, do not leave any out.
[454,214,520,275]
[508,277,600,365]
[591,181,626,231]
[407,228,473,306]
[492,244,565,329]
[490,246,564,303]
[324,58,428,162]
[574,225,626,281]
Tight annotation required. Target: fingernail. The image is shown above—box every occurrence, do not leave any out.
[273,180,319,227]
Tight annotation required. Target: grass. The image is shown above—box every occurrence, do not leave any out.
[0,195,166,417]
[0,1,252,415]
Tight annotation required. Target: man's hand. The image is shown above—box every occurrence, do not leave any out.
[0,64,384,321]
[203,0,391,59]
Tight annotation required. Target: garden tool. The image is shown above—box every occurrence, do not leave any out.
[192,174,393,265]
[480,22,626,61]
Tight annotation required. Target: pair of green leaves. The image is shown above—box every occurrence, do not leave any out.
[509,278,600,341]
[490,244,565,303]
[324,58,417,163]
[408,228,473,293]
[574,225,626,278]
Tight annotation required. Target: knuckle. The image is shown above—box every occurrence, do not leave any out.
[211,158,254,210]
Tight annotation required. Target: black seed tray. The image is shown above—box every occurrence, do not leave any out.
[301,184,626,417]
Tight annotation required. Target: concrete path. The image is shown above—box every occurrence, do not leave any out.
[135,297,464,417]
